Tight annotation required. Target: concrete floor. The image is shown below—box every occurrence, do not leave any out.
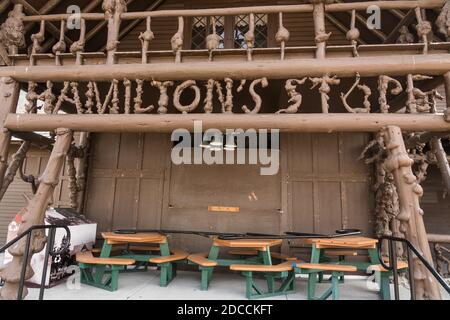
[25,268,446,301]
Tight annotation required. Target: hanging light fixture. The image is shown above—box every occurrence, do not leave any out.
[224,133,237,151]
[210,135,223,148]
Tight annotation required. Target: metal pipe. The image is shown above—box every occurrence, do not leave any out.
[17,232,32,300]
[406,246,416,300]
[39,228,55,300]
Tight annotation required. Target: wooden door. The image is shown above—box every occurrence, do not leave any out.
[284,133,374,235]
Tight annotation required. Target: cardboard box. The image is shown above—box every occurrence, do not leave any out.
[4,207,97,287]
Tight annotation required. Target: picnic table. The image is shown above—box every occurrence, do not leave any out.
[77,232,188,291]
[300,236,388,299]
[188,237,284,291]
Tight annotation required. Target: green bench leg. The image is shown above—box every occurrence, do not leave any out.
[200,267,213,291]
[159,262,177,287]
[379,271,391,300]
[307,273,318,300]
[331,271,340,300]
[79,264,123,292]
[242,270,296,300]
[307,271,344,300]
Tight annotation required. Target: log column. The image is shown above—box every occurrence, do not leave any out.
[0,77,20,188]
[381,126,441,300]
[103,0,127,65]
[444,71,450,122]
[311,0,328,59]
[0,128,73,300]
[430,137,450,194]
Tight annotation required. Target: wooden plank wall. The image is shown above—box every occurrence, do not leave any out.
[284,133,374,235]
[83,132,375,252]
[84,133,170,232]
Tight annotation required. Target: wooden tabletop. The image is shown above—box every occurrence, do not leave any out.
[306,236,378,249]
[102,232,167,244]
[213,238,283,250]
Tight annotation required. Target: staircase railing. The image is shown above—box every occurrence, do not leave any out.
[378,235,450,300]
[0,225,71,300]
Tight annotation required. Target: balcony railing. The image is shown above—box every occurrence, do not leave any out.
[0,1,449,131]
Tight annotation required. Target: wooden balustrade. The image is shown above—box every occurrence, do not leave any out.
[0,1,447,66]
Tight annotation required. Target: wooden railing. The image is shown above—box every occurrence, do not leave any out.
[0,1,450,123]
[0,0,446,66]
[429,234,450,279]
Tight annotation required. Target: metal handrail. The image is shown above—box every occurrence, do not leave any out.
[0,225,71,300]
[377,235,450,300]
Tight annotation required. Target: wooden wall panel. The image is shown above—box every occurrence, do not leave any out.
[285,132,374,237]
[84,133,170,232]
[84,177,116,231]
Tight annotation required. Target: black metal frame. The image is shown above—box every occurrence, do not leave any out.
[113,228,362,240]
[0,225,71,300]
[378,235,450,300]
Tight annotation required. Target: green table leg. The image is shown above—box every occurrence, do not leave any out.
[260,247,275,291]
[158,242,173,286]
[308,244,321,299]
[203,245,220,289]
[367,247,390,300]
[94,241,113,284]
[331,271,340,300]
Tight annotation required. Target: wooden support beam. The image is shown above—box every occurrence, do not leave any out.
[312,1,327,59]
[0,128,73,300]
[20,1,446,22]
[430,137,450,194]
[24,0,62,33]
[2,54,450,81]
[0,0,10,14]
[382,126,441,300]
[428,234,450,243]
[11,0,73,47]
[383,10,416,44]
[12,131,54,151]
[0,140,29,201]
[83,0,135,55]
[324,13,366,45]
[41,0,103,52]
[444,71,450,121]
[99,0,166,52]
[4,114,450,133]
[333,0,387,42]
[0,77,20,189]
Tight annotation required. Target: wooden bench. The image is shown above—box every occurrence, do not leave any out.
[367,260,408,300]
[76,251,136,291]
[295,263,357,300]
[187,253,218,291]
[228,250,297,261]
[324,250,358,257]
[230,261,297,299]
[148,249,189,287]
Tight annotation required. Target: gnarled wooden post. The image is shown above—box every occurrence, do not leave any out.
[0,128,73,300]
[444,71,450,122]
[430,137,450,194]
[381,126,442,300]
[0,77,20,189]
